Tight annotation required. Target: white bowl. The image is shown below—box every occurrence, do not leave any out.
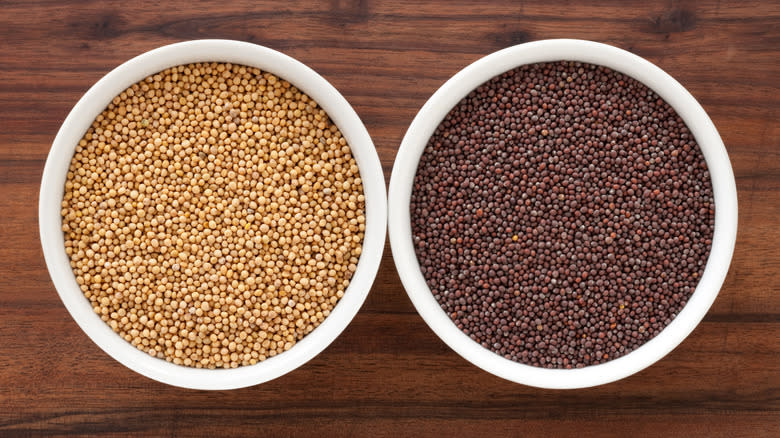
[388,39,737,389]
[40,40,387,390]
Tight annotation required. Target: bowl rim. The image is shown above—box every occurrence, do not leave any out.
[388,38,737,389]
[39,39,387,390]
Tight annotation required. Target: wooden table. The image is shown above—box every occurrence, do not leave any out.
[1,1,777,436]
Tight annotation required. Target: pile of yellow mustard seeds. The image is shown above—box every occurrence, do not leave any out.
[61,62,366,369]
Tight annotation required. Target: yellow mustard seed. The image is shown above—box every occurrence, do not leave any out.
[62,62,366,369]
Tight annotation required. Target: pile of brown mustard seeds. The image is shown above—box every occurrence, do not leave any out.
[62,63,365,369]
[411,61,714,369]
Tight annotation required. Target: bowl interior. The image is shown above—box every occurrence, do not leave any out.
[388,39,737,389]
[39,39,387,390]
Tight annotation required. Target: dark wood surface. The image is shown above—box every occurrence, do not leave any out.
[1,1,778,436]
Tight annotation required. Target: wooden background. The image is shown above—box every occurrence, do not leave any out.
[1,0,778,436]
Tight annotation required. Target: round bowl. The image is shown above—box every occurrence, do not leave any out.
[40,39,387,390]
[388,39,737,389]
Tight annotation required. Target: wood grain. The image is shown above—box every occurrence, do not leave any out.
[0,0,778,436]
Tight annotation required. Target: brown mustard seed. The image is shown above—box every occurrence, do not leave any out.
[410,61,715,369]
[61,62,366,369]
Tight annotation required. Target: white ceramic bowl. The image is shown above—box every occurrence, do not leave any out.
[388,39,737,389]
[40,40,387,390]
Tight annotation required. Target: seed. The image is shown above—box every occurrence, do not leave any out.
[61,62,366,369]
[410,61,714,369]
